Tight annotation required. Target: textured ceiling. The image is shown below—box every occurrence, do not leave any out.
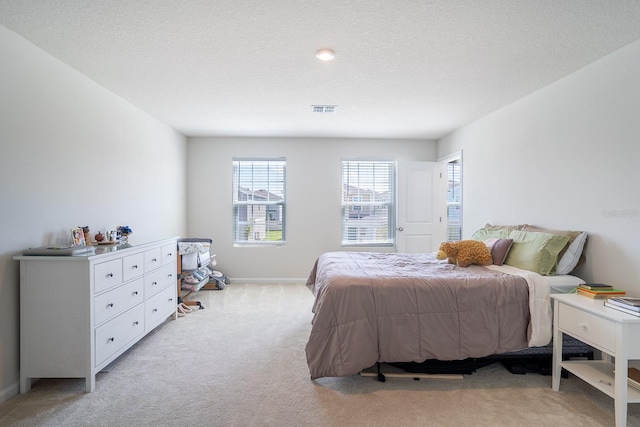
[2,1,640,139]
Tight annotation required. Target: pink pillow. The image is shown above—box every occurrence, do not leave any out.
[485,238,514,266]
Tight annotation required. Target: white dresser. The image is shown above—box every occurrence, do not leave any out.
[14,237,178,393]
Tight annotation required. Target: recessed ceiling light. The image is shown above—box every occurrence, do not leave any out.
[315,48,335,61]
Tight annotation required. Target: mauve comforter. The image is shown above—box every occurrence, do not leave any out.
[305,252,532,380]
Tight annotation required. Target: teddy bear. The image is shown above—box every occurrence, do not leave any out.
[436,240,493,267]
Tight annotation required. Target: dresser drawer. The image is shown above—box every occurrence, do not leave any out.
[161,243,177,266]
[144,264,176,297]
[145,285,176,331]
[94,278,144,326]
[144,248,162,273]
[95,305,145,367]
[94,259,123,293]
[123,253,144,282]
[558,303,615,353]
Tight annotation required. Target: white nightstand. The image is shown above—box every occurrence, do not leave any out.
[552,293,640,427]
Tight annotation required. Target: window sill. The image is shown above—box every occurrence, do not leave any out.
[233,243,286,248]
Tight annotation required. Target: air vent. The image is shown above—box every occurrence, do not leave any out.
[311,105,337,113]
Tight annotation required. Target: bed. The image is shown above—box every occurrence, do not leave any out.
[305,225,588,380]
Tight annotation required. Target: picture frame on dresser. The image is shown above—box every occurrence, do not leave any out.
[71,227,86,246]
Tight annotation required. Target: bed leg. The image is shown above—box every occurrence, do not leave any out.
[377,362,386,382]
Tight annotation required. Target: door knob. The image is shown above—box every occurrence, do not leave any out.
[396,227,404,231]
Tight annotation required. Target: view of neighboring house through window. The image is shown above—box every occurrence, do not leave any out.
[232,158,286,244]
[446,157,462,241]
[341,160,395,246]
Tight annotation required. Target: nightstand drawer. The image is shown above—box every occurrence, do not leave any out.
[559,303,615,353]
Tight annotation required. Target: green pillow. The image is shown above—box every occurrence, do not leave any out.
[470,228,510,241]
[505,230,570,275]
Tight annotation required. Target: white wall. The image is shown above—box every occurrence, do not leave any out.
[0,26,187,401]
[438,39,640,293]
[186,137,437,281]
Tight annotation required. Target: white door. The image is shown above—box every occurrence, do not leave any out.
[396,161,442,253]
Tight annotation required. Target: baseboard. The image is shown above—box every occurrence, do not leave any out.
[228,278,306,285]
[0,380,19,403]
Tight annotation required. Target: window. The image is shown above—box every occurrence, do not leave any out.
[232,159,286,244]
[445,155,462,241]
[341,160,395,246]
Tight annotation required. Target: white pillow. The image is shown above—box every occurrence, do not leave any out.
[556,231,587,274]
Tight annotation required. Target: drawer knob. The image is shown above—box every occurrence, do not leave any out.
[152,258,157,262]
[108,337,115,343]
[133,321,139,326]
[578,322,587,330]
[152,281,157,286]
[107,303,114,308]
[133,291,138,295]
[153,308,158,313]
[132,265,138,269]
[106,273,114,278]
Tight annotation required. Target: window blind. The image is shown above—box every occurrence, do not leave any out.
[341,160,395,246]
[232,159,286,244]
[446,159,462,241]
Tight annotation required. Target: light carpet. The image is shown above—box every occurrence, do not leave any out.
[0,283,638,426]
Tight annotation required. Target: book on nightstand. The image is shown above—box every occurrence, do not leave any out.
[576,287,626,299]
[604,301,640,316]
[608,297,640,311]
[629,368,640,391]
[578,283,614,290]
